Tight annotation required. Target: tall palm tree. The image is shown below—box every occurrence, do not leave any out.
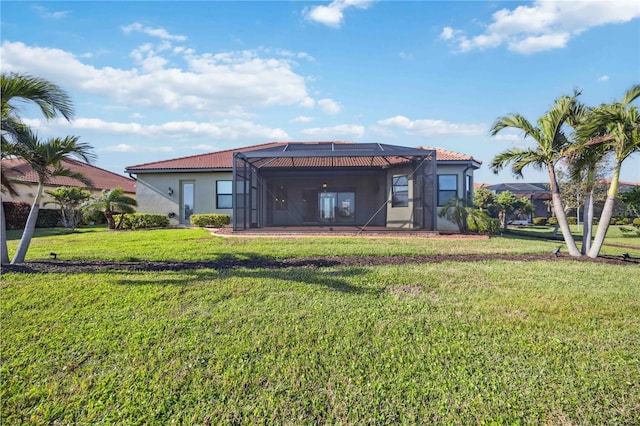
[581,85,640,258]
[490,93,582,256]
[10,129,94,264]
[1,72,75,264]
[84,188,137,230]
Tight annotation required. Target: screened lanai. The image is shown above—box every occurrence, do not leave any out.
[232,142,437,232]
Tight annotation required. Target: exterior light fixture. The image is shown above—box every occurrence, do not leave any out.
[168,187,174,196]
[322,182,328,191]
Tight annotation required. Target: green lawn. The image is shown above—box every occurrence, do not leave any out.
[2,229,639,424]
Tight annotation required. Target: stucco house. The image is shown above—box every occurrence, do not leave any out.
[2,158,136,208]
[125,141,481,232]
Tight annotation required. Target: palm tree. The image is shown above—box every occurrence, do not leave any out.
[84,188,137,230]
[581,85,640,258]
[1,72,75,264]
[489,93,582,256]
[9,129,94,264]
[437,197,470,232]
[44,186,92,230]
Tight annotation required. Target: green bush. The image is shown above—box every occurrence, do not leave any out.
[567,217,577,225]
[633,218,640,228]
[548,217,558,226]
[467,210,500,235]
[190,214,231,228]
[532,217,548,226]
[616,217,632,225]
[115,213,170,230]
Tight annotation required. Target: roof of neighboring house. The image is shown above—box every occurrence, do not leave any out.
[484,182,550,194]
[2,158,136,194]
[126,141,481,172]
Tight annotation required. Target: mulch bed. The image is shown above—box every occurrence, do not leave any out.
[2,253,637,274]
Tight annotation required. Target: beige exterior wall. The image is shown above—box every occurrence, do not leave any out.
[386,165,414,228]
[436,164,473,232]
[135,171,233,225]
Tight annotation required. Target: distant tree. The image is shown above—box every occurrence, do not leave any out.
[44,186,91,230]
[619,186,640,217]
[84,188,137,230]
[473,188,497,215]
[495,191,534,230]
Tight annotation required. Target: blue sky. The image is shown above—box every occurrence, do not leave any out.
[1,0,639,184]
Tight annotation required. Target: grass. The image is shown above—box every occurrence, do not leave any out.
[5,225,640,262]
[2,228,640,424]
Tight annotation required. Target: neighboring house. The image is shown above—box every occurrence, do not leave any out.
[125,141,481,232]
[2,158,136,208]
[476,182,551,223]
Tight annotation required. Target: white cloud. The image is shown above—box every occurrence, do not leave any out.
[598,75,610,82]
[0,41,314,113]
[31,5,69,19]
[292,116,314,123]
[121,22,187,42]
[305,0,374,28]
[100,144,175,153]
[441,0,640,54]
[318,98,342,115]
[301,124,365,138]
[491,133,522,142]
[399,51,414,60]
[377,115,486,136]
[24,117,290,141]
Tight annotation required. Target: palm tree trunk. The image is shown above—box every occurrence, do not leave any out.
[1,198,9,264]
[587,163,621,258]
[582,188,595,254]
[11,182,43,264]
[581,167,596,255]
[548,167,581,257]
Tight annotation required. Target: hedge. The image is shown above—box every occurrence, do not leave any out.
[567,217,577,225]
[548,217,558,226]
[114,213,170,230]
[190,214,231,228]
[532,217,548,226]
[633,218,640,228]
[2,202,61,229]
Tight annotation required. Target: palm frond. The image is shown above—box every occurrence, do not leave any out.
[489,147,545,178]
[490,114,538,139]
[1,73,74,121]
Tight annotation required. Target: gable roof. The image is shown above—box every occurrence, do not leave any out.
[126,141,481,173]
[484,182,550,194]
[2,158,136,194]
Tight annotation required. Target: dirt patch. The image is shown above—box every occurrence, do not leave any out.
[2,253,637,274]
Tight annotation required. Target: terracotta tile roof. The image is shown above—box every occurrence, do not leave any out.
[126,141,478,172]
[2,158,136,193]
[419,146,482,163]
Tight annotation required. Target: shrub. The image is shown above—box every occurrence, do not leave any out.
[115,213,169,230]
[567,217,577,225]
[3,202,31,230]
[36,209,61,228]
[467,210,500,235]
[616,217,632,225]
[548,217,558,226]
[190,214,231,228]
[532,217,548,226]
[633,218,640,228]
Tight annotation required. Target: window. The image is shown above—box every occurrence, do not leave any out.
[438,175,458,206]
[216,180,232,209]
[466,174,473,203]
[275,186,288,210]
[392,175,409,207]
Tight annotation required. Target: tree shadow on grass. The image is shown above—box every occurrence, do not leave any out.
[113,265,373,294]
